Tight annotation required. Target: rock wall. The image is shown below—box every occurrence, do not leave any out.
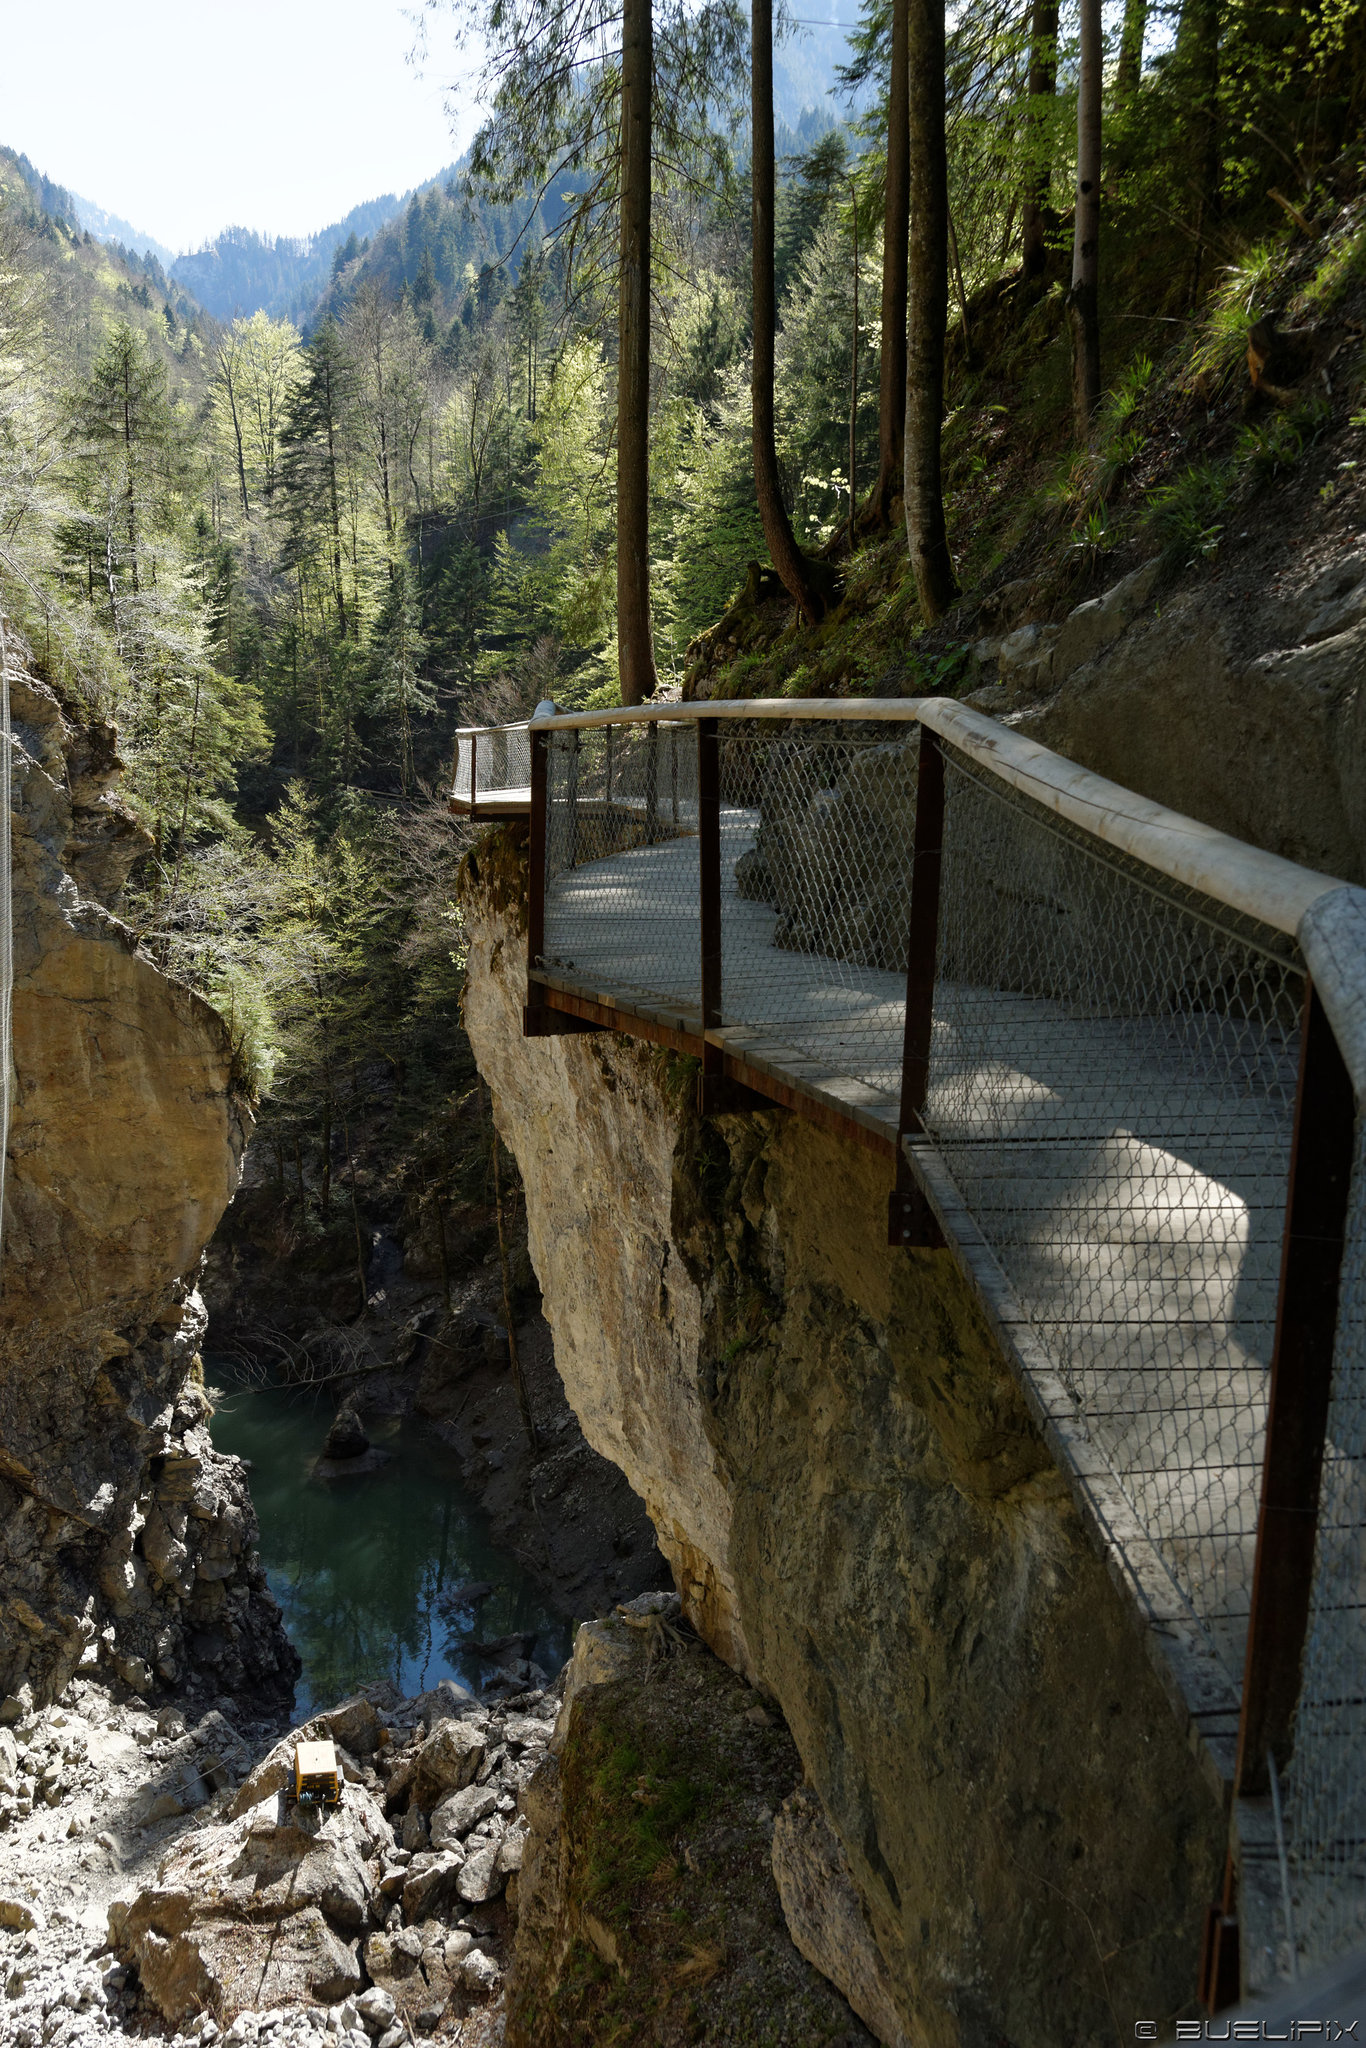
[0,647,296,1710]
[1006,548,1366,883]
[459,848,1226,2047]
[508,1594,879,2046]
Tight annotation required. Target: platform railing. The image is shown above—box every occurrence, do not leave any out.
[455,695,1366,1998]
[451,722,533,818]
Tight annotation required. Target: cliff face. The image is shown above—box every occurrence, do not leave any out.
[460,848,1225,2047]
[0,649,296,1710]
[1016,547,1366,881]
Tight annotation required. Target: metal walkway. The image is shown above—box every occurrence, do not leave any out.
[454,696,1366,1999]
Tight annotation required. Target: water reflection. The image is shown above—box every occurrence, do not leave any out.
[207,1367,572,1716]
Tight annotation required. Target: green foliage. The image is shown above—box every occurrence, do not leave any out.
[1189,246,1283,386]
[1143,460,1233,569]
[1236,399,1330,484]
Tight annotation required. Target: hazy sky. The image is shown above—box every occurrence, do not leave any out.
[0,0,481,253]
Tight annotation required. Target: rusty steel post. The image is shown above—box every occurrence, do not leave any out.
[1235,980,1356,1797]
[522,728,550,1039]
[890,724,946,1247]
[698,718,724,1112]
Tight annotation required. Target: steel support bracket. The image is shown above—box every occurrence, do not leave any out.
[888,1180,945,1249]
[522,1005,606,1039]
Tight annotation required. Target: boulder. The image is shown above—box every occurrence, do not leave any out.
[1050,558,1161,681]
[363,1930,424,2000]
[356,1986,395,2031]
[411,1718,484,1808]
[461,1949,500,1993]
[401,1849,464,1921]
[112,1781,389,2019]
[322,1409,369,1460]
[409,1677,478,1728]
[456,1838,506,1905]
[429,1783,498,1849]
[129,1906,361,2024]
[317,1695,385,1758]
[771,1786,910,2048]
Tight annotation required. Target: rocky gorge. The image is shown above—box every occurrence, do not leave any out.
[0,642,296,1719]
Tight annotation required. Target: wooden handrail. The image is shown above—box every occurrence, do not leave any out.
[498,696,1344,940]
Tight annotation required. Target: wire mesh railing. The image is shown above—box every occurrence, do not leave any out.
[456,694,1366,1997]
[452,723,533,815]
[542,722,699,1010]
[925,745,1304,1687]
[1284,1121,1366,1973]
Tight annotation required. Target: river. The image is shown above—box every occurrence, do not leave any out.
[207,1369,572,1716]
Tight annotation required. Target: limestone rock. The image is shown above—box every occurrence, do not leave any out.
[772,1788,911,2048]
[551,1598,678,1750]
[317,1694,385,1758]
[322,1409,369,1461]
[401,1848,464,1921]
[133,1906,361,2023]
[456,1837,505,1905]
[461,1948,500,1992]
[460,875,1230,2043]
[113,1778,388,2016]
[1030,542,1366,882]
[356,1986,395,2030]
[429,1782,498,1847]
[411,1717,484,1808]
[0,644,294,1709]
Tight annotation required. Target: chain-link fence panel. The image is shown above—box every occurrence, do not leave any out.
[717,722,917,1098]
[541,722,701,1012]
[923,745,1304,1685]
[1285,1123,1366,1971]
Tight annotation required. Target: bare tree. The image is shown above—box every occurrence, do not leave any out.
[904,0,958,620]
[1067,0,1102,438]
[868,0,909,525]
[618,0,659,703]
[752,0,824,624]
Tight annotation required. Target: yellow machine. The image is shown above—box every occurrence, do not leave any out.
[292,1739,341,1808]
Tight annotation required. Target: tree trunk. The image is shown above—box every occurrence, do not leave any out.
[869,0,909,526]
[752,0,824,625]
[904,0,958,621]
[1067,0,1102,440]
[848,175,859,551]
[1178,0,1220,306]
[617,0,658,704]
[1020,0,1059,279]
[1116,0,1147,103]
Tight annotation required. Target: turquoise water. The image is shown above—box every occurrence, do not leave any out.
[208,1371,572,1716]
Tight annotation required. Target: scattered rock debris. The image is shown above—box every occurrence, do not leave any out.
[0,1672,559,2048]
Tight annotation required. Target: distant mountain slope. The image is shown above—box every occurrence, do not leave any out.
[0,147,213,391]
[69,192,178,270]
[310,166,559,336]
[4,147,79,231]
[169,183,442,323]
